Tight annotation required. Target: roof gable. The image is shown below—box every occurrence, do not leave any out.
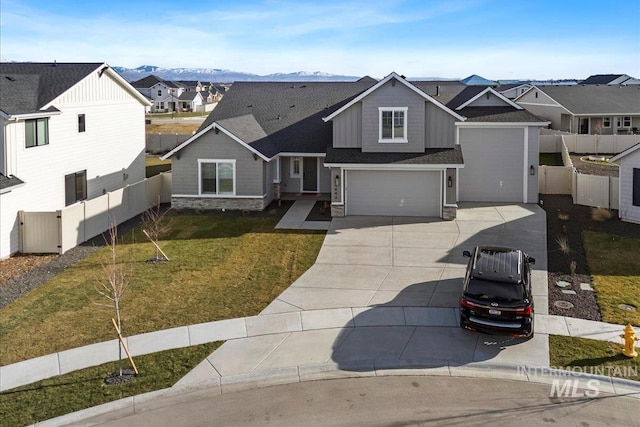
[521,85,640,115]
[611,142,640,162]
[323,72,465,122]
[450,87,522,111]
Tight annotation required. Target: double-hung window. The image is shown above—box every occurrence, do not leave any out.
[65,170,87,206]
[78,114,86,132]
[379,107,407,143]
[199,160,235,195]
[603,117,611,128]
[25,118,49,148]
[290,157,301,177]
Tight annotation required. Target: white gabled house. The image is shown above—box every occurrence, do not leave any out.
[611,143,640,224]
[0,62,151,259]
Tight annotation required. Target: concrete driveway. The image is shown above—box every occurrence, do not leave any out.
[205,203,549,377]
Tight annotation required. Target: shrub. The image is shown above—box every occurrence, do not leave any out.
[591,207,613,222]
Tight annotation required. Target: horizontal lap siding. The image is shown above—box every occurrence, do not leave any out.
[172,131,263,196]
[619,153,640,222]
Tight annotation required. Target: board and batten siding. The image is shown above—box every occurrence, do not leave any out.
[516,89,566,130]
[0,69,147,258]
[619,151,640,223]
[172,130,264,196]
[361,80,425,153]
[425,102,456,148]
[332,103,362,148]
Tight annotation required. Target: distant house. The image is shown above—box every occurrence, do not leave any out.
[498,83,533,99]
[515,85,640,134]
[460,74,498,87]
[178,91,204,112]
[611,143,640,224]
[580,74,640,85]
[161,72,547,219]
[131,75,185,112]
[0,62,151,259]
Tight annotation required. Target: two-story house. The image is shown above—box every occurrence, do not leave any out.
[0,62,151,259]
[131,75,185,112]
[162,72,548,219]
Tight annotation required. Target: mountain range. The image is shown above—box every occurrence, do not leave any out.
[113,65,361,82]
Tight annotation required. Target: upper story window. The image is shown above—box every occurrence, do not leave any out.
[379,107,408,143]
[25,118,49,148]
[157,89,162,96]
[603,117,611,128]
[78,114,86,132]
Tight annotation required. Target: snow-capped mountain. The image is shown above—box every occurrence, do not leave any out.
[112,65,359,82]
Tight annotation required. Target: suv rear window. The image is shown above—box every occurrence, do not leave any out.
[465,278,525,302]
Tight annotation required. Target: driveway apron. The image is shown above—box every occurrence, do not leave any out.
[199,203,549,379]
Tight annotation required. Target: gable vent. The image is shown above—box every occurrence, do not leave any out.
[5,76,15,82]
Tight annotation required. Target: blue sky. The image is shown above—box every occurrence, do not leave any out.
[2,0,639,79]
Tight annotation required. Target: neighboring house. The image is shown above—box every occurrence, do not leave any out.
[131,75,185,112]
[498,83,532,99]
[162,72,547,219]
[611,143,640,224]
[515,85,640,134]
[580,74,640,85]
[178,91,204,112]
[0,62,151,259]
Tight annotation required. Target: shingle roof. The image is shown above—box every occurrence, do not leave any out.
[459,107,548,122]
[200,80,378,154]
[325,146,464,165]
[534,85,640,114]
[411,81,467,105]
[444,86,488,110]
[0,173,25,192]
[580,74,625,85]
[130,74,179,89]
[178,91,201,101]
[0,62,102,115]
[216,115,279,159]
[461,74,497,86]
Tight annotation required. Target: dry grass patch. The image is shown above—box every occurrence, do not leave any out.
[591,207,613,222]
[556,236,570,255]
[0,215,325,365]
[0,254,56,286]
[583,231,640,325]
[146,123,199,134]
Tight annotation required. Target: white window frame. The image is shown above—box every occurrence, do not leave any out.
[290,157,301,178]
[623,116,632,128]
[378,107,408,143]
[198,159,236,196]
[603,117,611,128]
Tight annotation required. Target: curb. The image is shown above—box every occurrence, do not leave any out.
[31,361,640,426]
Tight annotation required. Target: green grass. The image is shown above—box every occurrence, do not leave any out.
[0,341,221,427]
[145,155,172,177]
[582,231,640,325]
[549,335,640,381]
[0,214,325,365]
[539,153,563,166]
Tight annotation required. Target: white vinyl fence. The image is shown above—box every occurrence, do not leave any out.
[538,137,619,209]
[540,133,639,154]
[19,172,172,255]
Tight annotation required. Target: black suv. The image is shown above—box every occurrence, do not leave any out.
[459,246,535,338]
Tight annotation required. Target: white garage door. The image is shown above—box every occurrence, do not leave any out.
[458,129,524,202]
[346,170,441,216]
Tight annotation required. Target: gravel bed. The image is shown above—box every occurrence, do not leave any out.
[569,154,619,177]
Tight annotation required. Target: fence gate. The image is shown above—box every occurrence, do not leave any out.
[19,211,61,254]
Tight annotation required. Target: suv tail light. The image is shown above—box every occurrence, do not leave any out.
[460,297,475,309]
[515,305,532,316]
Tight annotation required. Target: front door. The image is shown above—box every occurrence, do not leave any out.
[303,157,318,192]
[579,117,590,134]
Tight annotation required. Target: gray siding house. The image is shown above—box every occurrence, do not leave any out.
[163,72,548,219]
[611,143,640,224]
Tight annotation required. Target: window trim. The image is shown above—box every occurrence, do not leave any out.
[198,159,236,196]
[78,114,86,133]
[602,117,611,128]
[64,170,87,206]
[25,117,49,148]
[290,157,301,178]
[378,107,408,143]
[633,168,640,207]
[623,116,632,128]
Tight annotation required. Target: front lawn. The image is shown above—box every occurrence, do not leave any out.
[0,341,221,427]
[0,213,325,365]
[539,153,563,166]
[583,231,640,325]
[549,335,640,382]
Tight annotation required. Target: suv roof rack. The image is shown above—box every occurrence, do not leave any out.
[471,246,521,284]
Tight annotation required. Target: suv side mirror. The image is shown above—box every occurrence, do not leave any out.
[463,250,472,258]
[527,257,536,265]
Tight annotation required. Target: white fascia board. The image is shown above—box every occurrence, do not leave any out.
[322,72,466,122]
[455,121,551,127]
[7,110,63,120]
[277,152,326,157]
[519,86,575,115]
[611,142,640,162]
[455,87,523,110]
[573,112,640,116]
[513,86,535,101]
[161,122,272,162]
[323,163,463,170]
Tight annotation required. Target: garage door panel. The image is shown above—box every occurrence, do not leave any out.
[459,134,524,202]
[346,170,441,216]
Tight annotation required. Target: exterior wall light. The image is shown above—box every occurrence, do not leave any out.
[530,165,535,175]
[335,174,340,188]
[447,175,453,188]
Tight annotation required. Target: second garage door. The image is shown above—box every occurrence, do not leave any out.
[346,170,441,216]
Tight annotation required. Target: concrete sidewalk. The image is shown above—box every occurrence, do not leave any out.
[274,199,331,230]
